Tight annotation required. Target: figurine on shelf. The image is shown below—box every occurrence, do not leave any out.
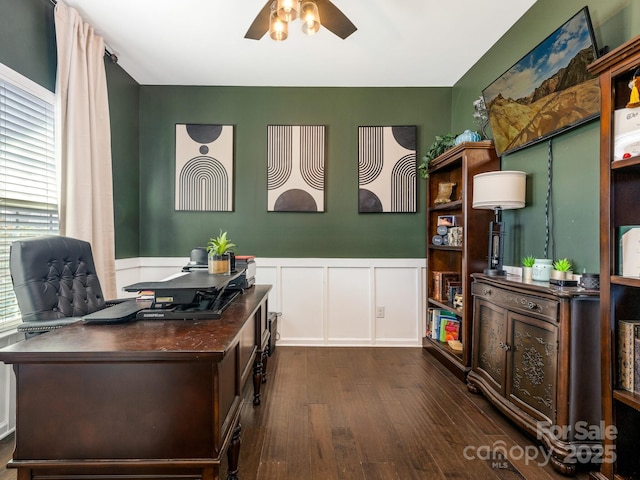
[434,182,456,204]
[627,68,640,108]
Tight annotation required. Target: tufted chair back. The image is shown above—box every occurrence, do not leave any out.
[10,235,107,335]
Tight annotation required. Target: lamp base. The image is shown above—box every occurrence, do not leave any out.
[484,268,506,276]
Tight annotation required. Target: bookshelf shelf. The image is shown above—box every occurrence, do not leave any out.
[613,389,640,411]
[611,155,640,170]
[423,141,499,381]
[611,275,640,288]
[428,199,463,212]
[427,245,463,252]
[588,33,640,480]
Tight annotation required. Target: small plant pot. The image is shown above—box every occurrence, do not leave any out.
[208,253,230,275]
[550,269,565,280]
[522,267,533,282]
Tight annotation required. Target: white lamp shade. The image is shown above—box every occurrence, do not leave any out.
[472,170,526,210]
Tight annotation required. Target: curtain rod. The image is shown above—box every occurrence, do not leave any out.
[48,0,119,63]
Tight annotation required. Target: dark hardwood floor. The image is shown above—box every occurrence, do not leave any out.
[0,347,593,480]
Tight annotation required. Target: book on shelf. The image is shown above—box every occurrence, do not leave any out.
[432,271,459,303]
[439,317,460,343]
[427,308,458,341]
[617,319,640,392]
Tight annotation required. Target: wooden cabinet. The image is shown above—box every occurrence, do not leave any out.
[588,34,640,480]
[422,141,499,380]
[468,274,601,475]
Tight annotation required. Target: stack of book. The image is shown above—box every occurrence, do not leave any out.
[432,271,460,303]
[427,308,460,344]
[618,319,640,392]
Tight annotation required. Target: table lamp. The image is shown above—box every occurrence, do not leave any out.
[472,170,526,276]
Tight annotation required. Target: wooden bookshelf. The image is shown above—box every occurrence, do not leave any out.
[423,141,499,380]
[588,34,640,480]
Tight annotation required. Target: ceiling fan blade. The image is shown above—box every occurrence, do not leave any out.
[245,1,272,40]
[315,0,357,39]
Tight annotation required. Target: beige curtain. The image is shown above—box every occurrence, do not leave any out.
[55,2,116,299]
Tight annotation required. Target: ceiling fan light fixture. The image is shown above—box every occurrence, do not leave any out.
[276,0,300,22]
[300,0,321,35]
[269,5,288,41]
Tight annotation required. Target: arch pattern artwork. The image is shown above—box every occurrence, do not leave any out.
[175,124,234,211]
[268,125,325,212]
[358,126,417,213]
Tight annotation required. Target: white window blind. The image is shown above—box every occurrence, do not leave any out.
[0,64,58,331]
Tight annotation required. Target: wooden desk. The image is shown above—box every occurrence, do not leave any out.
[0,284,271,480]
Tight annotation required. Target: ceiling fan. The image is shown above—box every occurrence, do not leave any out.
[245,0,357,41]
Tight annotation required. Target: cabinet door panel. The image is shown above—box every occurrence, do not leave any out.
[507,312,558,424]
[473,298,507,396]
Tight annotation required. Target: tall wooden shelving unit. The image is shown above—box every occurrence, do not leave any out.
[588,34,640,480]
[423,141,499,380]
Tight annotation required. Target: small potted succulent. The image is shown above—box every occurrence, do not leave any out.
[206,230,237,275]
[552,258,573,280]
[522,255,535,282]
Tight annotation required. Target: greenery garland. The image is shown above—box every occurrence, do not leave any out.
[417,133,457,179]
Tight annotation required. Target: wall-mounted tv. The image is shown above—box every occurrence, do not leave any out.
[482,7,600,157]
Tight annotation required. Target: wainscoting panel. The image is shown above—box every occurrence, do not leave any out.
[115,257,427,347]
[280,266,326,344]
[374,267,421,345]
[326,267,371,344]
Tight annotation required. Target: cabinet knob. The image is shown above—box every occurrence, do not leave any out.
[526,301,539,311]
[482,288,491,296]
[499,341,511,351]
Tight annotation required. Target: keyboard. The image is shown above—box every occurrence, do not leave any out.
[83,300,152,324]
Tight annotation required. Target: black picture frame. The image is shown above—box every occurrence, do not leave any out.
[482,7,600,157]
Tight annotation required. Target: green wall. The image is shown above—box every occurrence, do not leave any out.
[105,61,141,258]
[0,0,55,92]
[451,0,640,273]
[139,86,450,257]
[0,0,141,257]
[5,0,640,265]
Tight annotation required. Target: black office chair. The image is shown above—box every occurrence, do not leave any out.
[10,235,117,336]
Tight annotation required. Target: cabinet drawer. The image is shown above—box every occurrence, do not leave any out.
[472,282,558,323]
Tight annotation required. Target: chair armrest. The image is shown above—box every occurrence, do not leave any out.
[17,317,82,333]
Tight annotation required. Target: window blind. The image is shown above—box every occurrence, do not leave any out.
[0,68,58,331]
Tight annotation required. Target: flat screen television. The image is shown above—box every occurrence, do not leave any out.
[482,7,600,157]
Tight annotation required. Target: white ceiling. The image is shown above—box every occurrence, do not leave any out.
[61,0,537,87]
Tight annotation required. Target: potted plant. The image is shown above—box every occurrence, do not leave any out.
[206,230,237,275]
[522,255,535,282]
[552,258,572,280]
[417,133,457,179]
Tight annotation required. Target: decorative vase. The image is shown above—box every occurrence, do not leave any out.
[455,129,481,145]
[208,253,230,275]
[532,258,552,281]
[522,266,533,282]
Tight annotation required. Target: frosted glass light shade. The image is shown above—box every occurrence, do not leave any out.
[277,0,300,22]
[269,8,288,41]
[300,1,321,35]
[472,170,526,210]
